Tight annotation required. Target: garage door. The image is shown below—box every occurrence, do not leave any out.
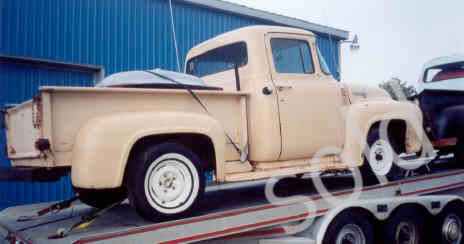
[0,61,96,209]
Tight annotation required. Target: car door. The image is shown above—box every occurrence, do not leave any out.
[265,33,345,161]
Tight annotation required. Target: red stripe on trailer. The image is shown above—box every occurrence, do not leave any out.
[221,226,287,240]
[74,204,282,243]
[401,181,464,196]
[433,138,457,148]
[159,212,313,244]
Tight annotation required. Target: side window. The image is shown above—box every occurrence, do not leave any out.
[186,42,247,78]
[271,38,314,74]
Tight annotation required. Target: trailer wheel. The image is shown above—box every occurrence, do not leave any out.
[323,210,374,244]
[433,203,464,244]
[382,207,425,244]
[361,126,405,184]
[74,188,127,209]
[127,142,205,221]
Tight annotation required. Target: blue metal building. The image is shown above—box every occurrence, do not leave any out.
[0,0,349,209]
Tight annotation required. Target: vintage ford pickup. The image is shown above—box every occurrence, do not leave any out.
[3,26,423,221]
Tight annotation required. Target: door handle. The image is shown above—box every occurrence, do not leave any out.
[275,84,293,91]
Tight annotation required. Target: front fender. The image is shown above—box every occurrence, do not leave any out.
[340,101,423,167]
[71,112,226,189]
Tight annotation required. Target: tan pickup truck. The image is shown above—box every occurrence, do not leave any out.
[4,26,423,221]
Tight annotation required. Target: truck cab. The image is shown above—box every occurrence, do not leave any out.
[185,26,346,163]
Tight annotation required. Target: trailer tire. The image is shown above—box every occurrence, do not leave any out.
[127,142,205,222]
[432,202,464,244]
[382,207,425,244]
[323,210,374,244]
[75,188,127,209]
[361,126,405,185]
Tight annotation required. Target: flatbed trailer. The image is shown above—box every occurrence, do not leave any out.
[1,169,464,244]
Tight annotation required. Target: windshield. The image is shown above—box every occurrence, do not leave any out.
[317,47,332,76]
[424,62,464,82]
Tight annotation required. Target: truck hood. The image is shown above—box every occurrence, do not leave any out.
[345,83,392,103]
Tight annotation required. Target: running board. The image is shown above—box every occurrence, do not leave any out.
[225,163,351,182]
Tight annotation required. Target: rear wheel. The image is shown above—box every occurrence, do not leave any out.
[127,142,205,222]
[75,188,127,209]
[323,210,374,244]
[361,126,405,184]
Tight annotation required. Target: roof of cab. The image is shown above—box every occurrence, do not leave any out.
[186,25,315,61]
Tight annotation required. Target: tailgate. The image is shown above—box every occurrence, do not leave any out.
[5,98,43,164]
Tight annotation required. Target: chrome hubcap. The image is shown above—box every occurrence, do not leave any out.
[336,224,366,244]
[144,153,199,214]
[368,139,394,176]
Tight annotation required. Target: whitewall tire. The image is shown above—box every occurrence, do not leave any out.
[127,143,205,221]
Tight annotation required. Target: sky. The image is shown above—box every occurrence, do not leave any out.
[225,0,464,87]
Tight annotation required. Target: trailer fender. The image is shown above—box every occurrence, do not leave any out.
[340,100,424,167]
[314,196,463,243]
[71,111,226,189]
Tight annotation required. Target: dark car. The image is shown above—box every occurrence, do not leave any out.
[417,55,464,162]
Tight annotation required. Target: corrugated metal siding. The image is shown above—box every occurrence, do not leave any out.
[0,0,343,209]
[1,0,340,76]
[317,35,341,80]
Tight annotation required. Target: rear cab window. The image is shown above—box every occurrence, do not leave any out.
[270,38,314,74]
[186,42,248,78]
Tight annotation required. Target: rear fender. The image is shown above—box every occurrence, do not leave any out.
[71,112,225,189]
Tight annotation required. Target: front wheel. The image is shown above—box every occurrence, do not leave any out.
[361,126,405,184]
[127,143,205,222]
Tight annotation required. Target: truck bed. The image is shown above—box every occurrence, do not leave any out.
[5,86,247,168]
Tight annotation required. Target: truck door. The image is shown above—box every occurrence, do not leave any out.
[265,33,345,160]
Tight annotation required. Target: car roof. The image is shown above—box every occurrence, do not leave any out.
[423,55,464,69]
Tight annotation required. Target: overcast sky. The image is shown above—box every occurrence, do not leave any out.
[226,0,464,86]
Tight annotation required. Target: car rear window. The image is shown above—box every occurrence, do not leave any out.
[425,62,464,82]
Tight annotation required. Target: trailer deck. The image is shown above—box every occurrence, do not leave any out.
[1,169,464,244]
